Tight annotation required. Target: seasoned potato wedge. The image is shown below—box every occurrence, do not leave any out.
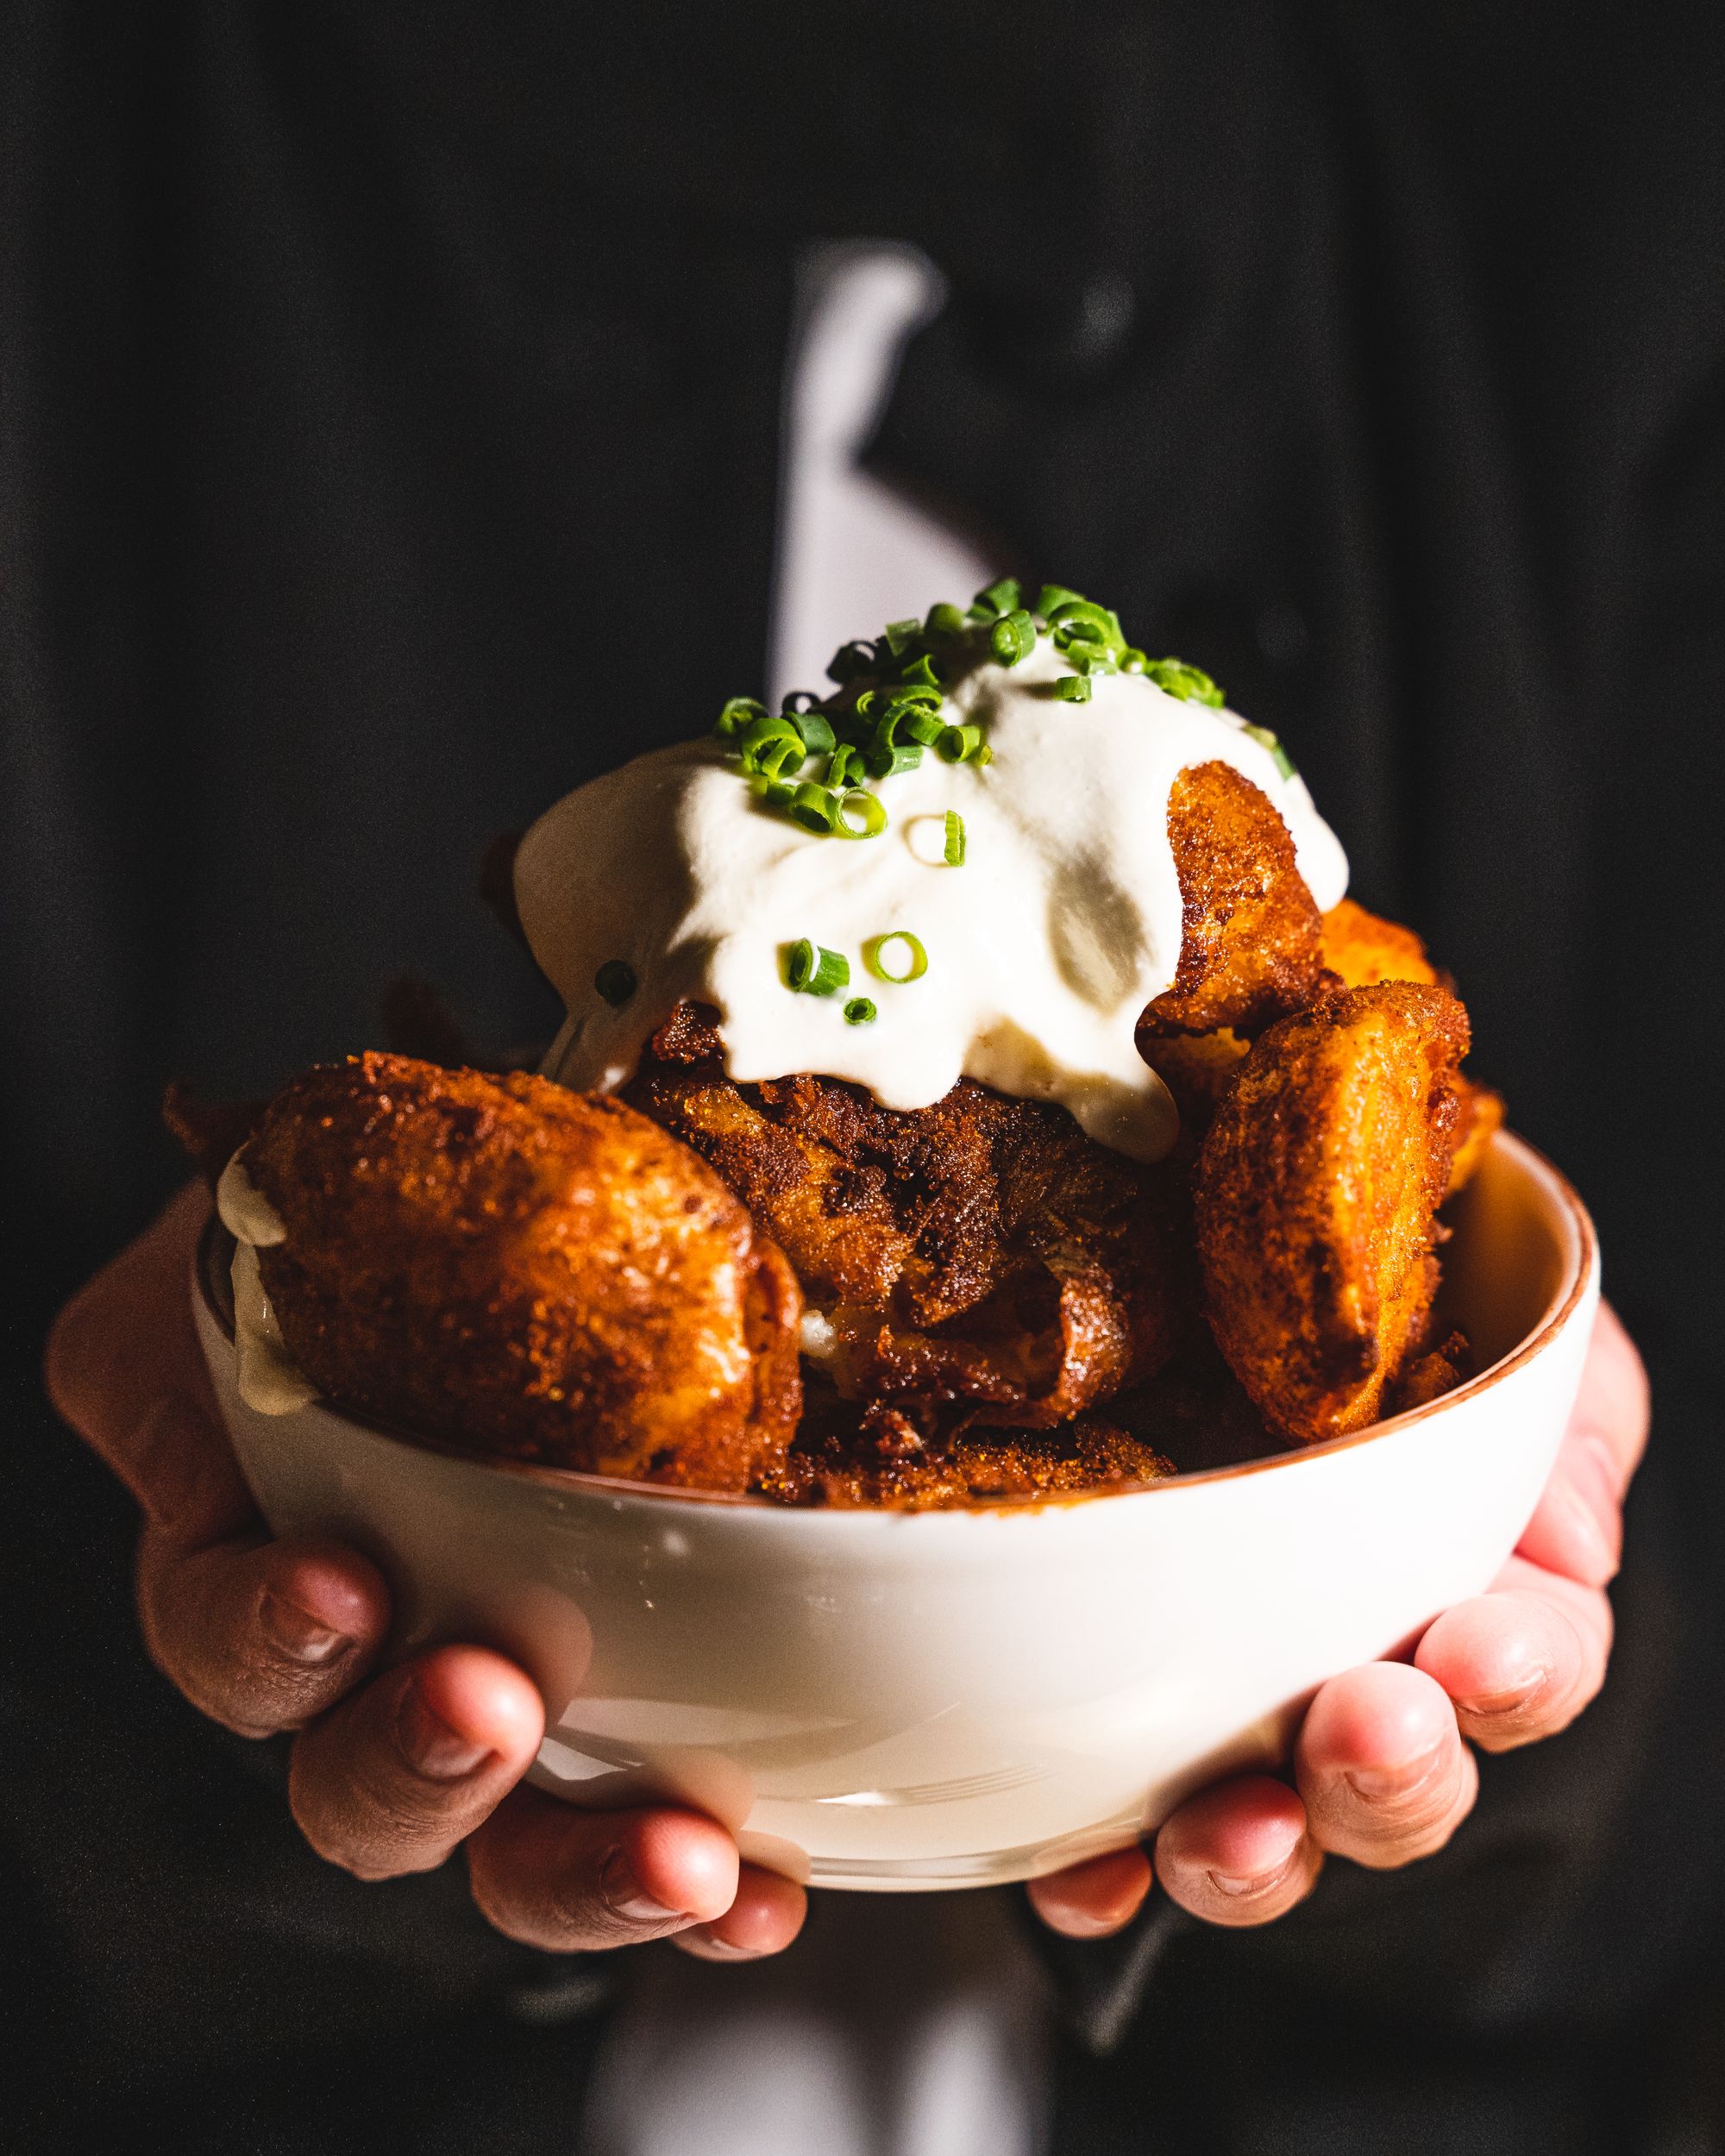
[1319,897,1440,988]
[241,1053,801,1489]
[1193,984,1469,1443]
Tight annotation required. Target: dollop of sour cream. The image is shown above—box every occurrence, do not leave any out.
[517,636,1348,1162]
[216,1153,319,1415]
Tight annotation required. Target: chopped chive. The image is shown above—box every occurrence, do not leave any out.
[828,639,876,684]
[825,743,865,790]
[844,996,877,1025]
[594,959,637,1006]
[834,788,888,839]
[944,811,966,865]
[1034,583,1087,621]
[1070,643,1118,676]
[899,652,942,689]
[761,778,795,807]
[738,711,806,776]
[788,781,839,832]
[1055,673,1093,702]
[884,617,922,656]
[899,710,944,747]
[786,939,850,995]
[990,607,1036,665]
[716,695,767,739]
[924,602,965,639]
[1120,647,1147,674]
[937,722,982,761]
[966,575,1020,622]
[1242,723,1297,780]
[867,740,924,779]
[790,708,836,755]
[1144,655,1225,707]
[781,690,821,714]
[1046,599,1125,653]
[866,931,929,984]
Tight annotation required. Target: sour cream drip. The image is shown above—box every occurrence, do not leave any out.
[517,637,1349,1162]
[216,1154,319,1415]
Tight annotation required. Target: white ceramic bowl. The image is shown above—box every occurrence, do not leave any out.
[193,1131,1596,1891]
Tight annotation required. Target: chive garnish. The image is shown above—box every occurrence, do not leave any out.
[716,695,767,739]
[990,608,1036,666]
[884,617,922,656]
[944,811,966,866]
[788,782,838,832]
[967,576,1021,622]
[834,788,888,839]
[844,996,877,1025]
[936,722,982,761]
[866,931,928,984]
[828,640,876,685]
[924,602,965,639]
[787,939,850,995]
[899,652,942,690]
[867,741,924,780]
[1144,656,1225,707]
[1055,674,1092,702]
[790,708,836,755]
[594,960,637,1006]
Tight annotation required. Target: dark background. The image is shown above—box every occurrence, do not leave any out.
[3,3,1723,2149]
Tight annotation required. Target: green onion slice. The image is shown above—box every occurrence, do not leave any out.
[936,722,982,761]
[1033,583,1088,621]
[967,575,1021,622]
[788,781,839,832]
[834,788,888,839]
[884,617,922,656]
[844,996,877,1025]
[790,708,836,755]
[899,710,944,748]
[1120,647,1147,674]
[1242,722,1297,780]
[1144,655,1225,707]
[1055,673,1093,702]
[1047,599,1125,652]
[899,652,942,690]
[786,939,850,995]
[716,695,767,739]
[990,607,1036,666]
[828,640,876,684]
[867,740,924,779]
[594,960,637,1006]
[924,602,965,639]
[866,931,929,984]
[825,743,865,791]
[944,811,966,866]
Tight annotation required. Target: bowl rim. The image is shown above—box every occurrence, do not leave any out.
[197,1127,1597,1518]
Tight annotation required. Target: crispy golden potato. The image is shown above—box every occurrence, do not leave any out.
[1193,984,1469,1444]
[1319,897,1439,988]
[1448,1077,1504,1194]
[1142,761,1328,1036]
[1135,1025,1251,1142]
[242,1052,801,1489]
[628,1004,1195,1427]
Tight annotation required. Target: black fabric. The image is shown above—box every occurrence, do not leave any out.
[3,3,1723,2149]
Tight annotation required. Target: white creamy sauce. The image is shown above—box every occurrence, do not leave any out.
[518,637,1346,1162]
[216,1154,319,1415]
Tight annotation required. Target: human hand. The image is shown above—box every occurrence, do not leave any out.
[45,1185,806,1965]
[1028,1301,1649,1938]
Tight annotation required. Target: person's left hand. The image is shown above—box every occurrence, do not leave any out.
[1026,1300,1648,1938]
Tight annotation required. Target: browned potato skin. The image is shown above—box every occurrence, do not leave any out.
[1193,984,1469,1445]
[243,1053,801,1490]
[1141,761,1328,1036]
[1320,897,1440,989]
[627,1005,1195,1429]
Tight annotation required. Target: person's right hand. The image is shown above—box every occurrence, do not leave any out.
[46,1184,806,1965]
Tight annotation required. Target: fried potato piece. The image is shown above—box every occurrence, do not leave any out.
[242,1052,801,1489]
[1447,1077,1504,1194]
[1385,1329,1474,1416]
[1193,983,1469,1444]
[1141,761,1328,1036]
[628,1005,1195,1427]
[1134,1025,1251,1141]
[1319,897,1439,988]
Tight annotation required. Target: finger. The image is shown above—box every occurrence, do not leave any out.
[1026,1846,1153,1939]
[1295,1662,1478,1868]
[291,1645,544,1880]
[467,1789,740,1952]
[1515,1302,1650,1589]
[1415,1571,1612,1752]
[1154,1776,1322,1927]
[138,1503,392,1737]
[47,1184,254,1544]
[1578,1300,1652,1486]
[674,1864,808,1961]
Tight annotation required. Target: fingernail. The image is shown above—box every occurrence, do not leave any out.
[1346,1742,1446,1802]
[682,1931,762,1960]
[600,1848,682,1925]
[258,1589,351,1667]
[395,1683,492,1781]
[1208,1855,1293,1898]
[1455,1667,1549,1719]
